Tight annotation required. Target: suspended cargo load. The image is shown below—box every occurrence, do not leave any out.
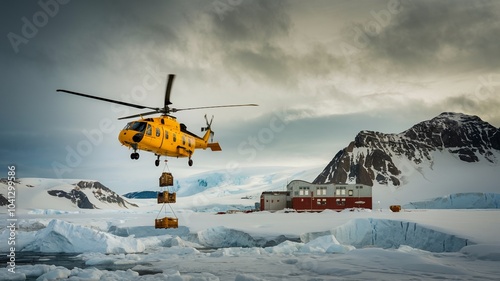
[390,205,401,212]
[158,191,176,204]
[159,172,174,186]
[155,217,178,229]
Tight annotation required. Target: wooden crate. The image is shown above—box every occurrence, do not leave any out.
[159,172,174,187]
[155,217,178,229]
[157,192,176,204]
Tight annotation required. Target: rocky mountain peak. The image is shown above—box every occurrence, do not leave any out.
[313,112,500,187]
[48,180,138,209]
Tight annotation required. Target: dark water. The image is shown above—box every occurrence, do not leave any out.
[1,252,161,280]
[1,252,85,269]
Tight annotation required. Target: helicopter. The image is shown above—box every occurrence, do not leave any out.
[57,74,257,167]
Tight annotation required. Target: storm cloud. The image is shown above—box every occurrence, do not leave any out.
[2,0,499,192]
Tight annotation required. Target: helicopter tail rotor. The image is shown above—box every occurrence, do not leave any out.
[201,114,214,131]
[201,115,215,142]
[205,114,214,128]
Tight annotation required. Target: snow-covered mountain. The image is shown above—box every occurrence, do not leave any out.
[0,178,138,211]
[313,112,500,204]
[314,112,500,186]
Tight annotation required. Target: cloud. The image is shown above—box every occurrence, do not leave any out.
[208,0,291,43]
[225,43,292,86]
[443,94,500,126]
[359,0,500,73]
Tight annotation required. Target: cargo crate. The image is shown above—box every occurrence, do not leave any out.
[155,217,178,229]
[157,192,176,204]
[159,172,174,187]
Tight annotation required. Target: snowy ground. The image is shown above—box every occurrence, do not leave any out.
[2,170,500,281]
[2,196,500,280]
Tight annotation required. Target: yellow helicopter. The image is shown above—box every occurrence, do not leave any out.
[57,74,257,167]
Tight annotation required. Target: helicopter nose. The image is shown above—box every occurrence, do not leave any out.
[132,133,144,143]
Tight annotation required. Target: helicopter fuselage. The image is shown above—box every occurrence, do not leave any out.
[118,115,221,165]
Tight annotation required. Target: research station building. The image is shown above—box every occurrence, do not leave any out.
[260,180,372,212]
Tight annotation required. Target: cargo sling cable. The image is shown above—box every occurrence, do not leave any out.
[155,161,178,228]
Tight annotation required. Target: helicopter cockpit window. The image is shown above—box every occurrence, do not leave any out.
[128,122,147,133]
[146,124,152,136]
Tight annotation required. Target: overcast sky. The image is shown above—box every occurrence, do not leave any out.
[2,0,500,193]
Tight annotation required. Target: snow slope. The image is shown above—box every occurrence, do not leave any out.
[404,192,500,209]
[372,150,500,206]
[0,178,137,211]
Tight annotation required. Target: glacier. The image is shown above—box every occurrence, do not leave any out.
[404,192,500,209]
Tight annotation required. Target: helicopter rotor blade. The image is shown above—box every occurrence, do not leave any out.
[57,89,158,111]
[174,104,258,112]
[164,74,175,107]
[118,111,159,120]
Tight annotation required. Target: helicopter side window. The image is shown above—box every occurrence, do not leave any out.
[156,128,161,137]
[129,122,147,133]
[146,124,152,136]
[165,130,169,140]
[173,133,177,142]
[182,135,186,145]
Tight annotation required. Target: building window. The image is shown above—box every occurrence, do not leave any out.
[317,198,326,205]
[299,187,310,196]
[336,198,346,206]
[348,190,354,196]
[336,187,346,196]
[317,187,327,196]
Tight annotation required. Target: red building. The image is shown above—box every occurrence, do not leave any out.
[260,180,372,212]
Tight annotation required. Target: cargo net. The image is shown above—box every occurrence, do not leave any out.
[155,162,178,229]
